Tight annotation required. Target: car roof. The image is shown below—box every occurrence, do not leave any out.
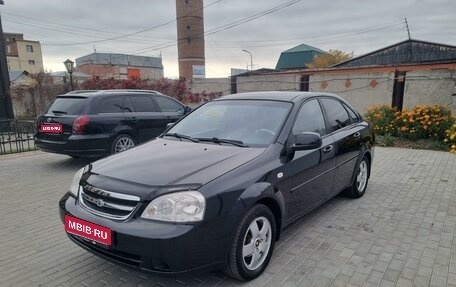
[56,89,165,99]
[217,91,343,103]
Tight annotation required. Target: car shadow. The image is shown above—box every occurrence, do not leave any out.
[42,156,99,172]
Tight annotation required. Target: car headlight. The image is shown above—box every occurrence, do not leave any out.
[68,166,87,197]
[141,191,205,222]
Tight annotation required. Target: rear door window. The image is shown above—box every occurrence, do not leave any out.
[343,103,360,123]
[320,98,351,133]
[98,96,125,113]
[129,95,158,112]
[47,97,87,115]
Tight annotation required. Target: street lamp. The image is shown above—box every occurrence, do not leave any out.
[242,49,253,71]
[63,59,74,91]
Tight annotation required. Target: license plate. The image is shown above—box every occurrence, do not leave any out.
[64,215,112,246]
[40,124,62,133]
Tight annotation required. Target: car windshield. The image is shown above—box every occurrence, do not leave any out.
[167,100,292,147]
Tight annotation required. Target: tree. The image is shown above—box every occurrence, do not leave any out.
[308,49,354,68]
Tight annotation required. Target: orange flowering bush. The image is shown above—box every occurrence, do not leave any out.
[444,123,456,154]
[365,105,397,136]
[393,105,453,140]
[366,104,456,153]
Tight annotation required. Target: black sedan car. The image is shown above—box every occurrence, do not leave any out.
[35,90,190,157]
[59,91,374,281]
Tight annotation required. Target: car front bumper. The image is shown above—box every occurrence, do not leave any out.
[59,193,228,275]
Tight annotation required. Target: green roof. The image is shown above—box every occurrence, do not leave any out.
[283,44,326,54]
[276,44,326,69]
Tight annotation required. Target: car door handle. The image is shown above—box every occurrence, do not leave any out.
[129,117,138,122]
[323,145,334,153]
[353,132,361,138]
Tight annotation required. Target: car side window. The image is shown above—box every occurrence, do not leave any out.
[129,95,158,112]
[343,103,360,123]
[123,97,135,113]
[98,96,124,113]
[155,96,184,113]
[320,98,351,132]
[292,99,326,136]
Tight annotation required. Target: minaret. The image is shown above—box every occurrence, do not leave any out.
[176,0,205,79]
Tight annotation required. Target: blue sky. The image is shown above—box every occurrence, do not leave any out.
[1,0,455,78]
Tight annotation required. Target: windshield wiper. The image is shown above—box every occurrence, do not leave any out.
[196,137,249,147]
[163,133,199,143]
[51,110,68,114]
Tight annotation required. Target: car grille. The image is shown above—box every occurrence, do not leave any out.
[79,184,140,220]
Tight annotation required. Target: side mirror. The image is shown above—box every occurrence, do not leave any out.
[292,132,322,151]
[184,106,192,114]
[166,122,175,129]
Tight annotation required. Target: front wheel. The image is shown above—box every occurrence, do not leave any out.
[224,204,276,281]
[345,156,370,198]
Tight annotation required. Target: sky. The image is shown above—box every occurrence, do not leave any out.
[1,0,455,78]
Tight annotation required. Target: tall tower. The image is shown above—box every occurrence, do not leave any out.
[176,0,205,79]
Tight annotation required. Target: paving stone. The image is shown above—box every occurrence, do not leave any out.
[1,148,455,286]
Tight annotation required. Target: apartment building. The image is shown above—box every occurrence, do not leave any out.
[4,32,44,73]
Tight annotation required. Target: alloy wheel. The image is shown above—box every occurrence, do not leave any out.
[242,216,272,271]
[356,160,368,192]
[114,137,135,153]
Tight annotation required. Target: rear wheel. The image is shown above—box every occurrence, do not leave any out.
[224,204,276,281]
[345,156,369,198]
[111,134,135,154]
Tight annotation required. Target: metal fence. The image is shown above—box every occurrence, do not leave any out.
[0,119,37,155]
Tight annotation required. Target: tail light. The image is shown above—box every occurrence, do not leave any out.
[72,116,90,134]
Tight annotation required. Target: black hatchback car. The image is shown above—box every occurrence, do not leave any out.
[59,92,374,281]
[35,90,189,157]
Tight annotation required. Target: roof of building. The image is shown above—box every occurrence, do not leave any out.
[76,53,163,69]
[334,39,456,68]
[233,68,280,77]
[8,70,30,81]
[51,71,91,78]
[283,44,326,54]
[276,44,326,70]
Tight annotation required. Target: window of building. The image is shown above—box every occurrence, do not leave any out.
[26,45,34,52]
[187,37,191,44]
[185,0,189,4]
[186,25,190,30]
[28,60,35,65]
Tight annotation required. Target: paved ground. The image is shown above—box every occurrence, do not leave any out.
[1,148,455,287]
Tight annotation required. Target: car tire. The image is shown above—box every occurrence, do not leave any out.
[111,134,136,154]
[345,156,370,198]
[223,204,276,281]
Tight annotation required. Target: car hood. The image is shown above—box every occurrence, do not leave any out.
[87,138,265,198]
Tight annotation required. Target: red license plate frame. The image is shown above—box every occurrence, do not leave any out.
[64,215,112,246]
[40,124,63,133]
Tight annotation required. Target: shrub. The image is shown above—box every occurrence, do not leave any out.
[365,105,397,136]
[444,123,456,154]
[366,104,456,153]
[393,105,453,140]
